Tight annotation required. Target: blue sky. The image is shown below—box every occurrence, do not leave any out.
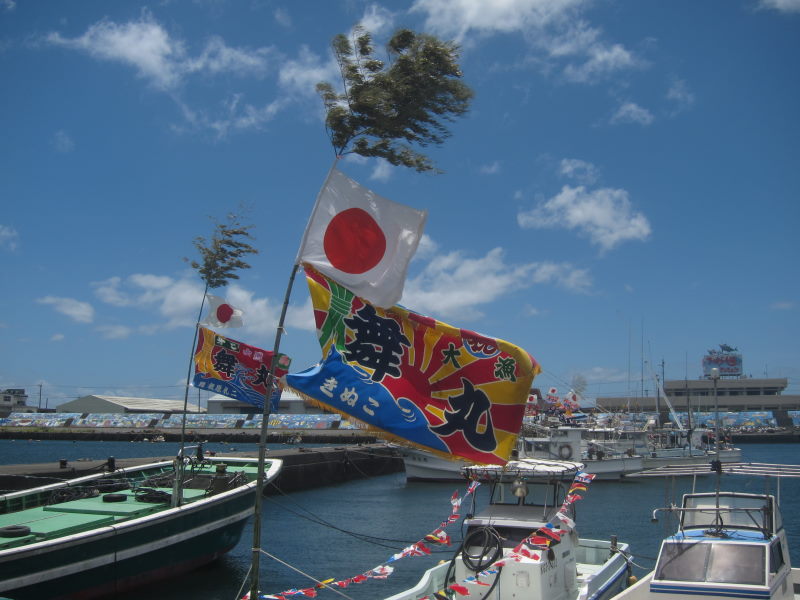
[2,0,798,409]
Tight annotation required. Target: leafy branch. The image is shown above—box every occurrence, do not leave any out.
[189,211,258,289]
[317,26,474,173]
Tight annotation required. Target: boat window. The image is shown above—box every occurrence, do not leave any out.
[769,540,785,574]
[654,542,709,582]
[706,544,764,585]
[681,494,773,533]
[654,542,765,586]
[491,481,564,507]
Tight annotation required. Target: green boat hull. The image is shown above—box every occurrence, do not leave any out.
[0,457,280,600]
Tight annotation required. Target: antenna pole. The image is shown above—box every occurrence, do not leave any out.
[710,367,721,528]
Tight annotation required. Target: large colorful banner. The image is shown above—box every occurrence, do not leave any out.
[284,266,540,465]
[193,327,291,409]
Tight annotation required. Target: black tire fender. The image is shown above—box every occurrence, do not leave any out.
[0,525,32,538]
[102,493,128,503]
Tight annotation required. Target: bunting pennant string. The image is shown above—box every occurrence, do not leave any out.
[252,470,596,600]
[251,481,480,600]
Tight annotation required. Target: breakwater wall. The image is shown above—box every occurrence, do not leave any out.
[0,428,376,445]
[0,444,406,494]
[729,431,800,443]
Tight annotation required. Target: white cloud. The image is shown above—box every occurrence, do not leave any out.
[0,225,19,251]
[543,20,599,57]
[610,101,654,126]
[46,12,186,90]
[360,4,395,37]
[37,296,95,323]
[770,301,795,310]
[559,158,598,184]
[278,45,338,97]
[479,161,501,175]
[185,36,274,78]
[413,234,439,261]
[92,274,313,338]
[758,0,800,13]
[667,79,695,114]
[518,184,651,251]
[51,333,65,341]
[92,273,200,328]
[402,247,590,319]
[523,304,542,316]
[412,0,640,83]
[52,130,75,153]
[97,324,133,339]
[370,160,394,182]
[1,0,15,12]
[274,8,292,28]
[180,94,286,139]
[46,10,274,92]
[563,42,638,83]
[411,0,585,41]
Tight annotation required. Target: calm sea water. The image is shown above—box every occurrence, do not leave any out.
[1,440,798,600]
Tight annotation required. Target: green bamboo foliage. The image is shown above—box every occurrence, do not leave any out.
[190,212,258,289]
[317,26,474,172]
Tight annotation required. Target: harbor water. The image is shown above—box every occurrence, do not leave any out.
[1,440,798,600]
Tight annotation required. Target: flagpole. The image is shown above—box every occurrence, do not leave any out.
[250,262,300,600]
[173,283,209,508]
[250,158,340,598]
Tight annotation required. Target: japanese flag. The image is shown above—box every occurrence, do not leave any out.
[202,295,243,328]
[296,165,427,308]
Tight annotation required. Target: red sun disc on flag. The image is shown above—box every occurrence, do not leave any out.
[323,208,386,274]
[216,303,234,323]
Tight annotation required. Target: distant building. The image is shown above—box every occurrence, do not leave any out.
[0,389,35,418]
[206,389,324,415]
[596,377,800,412]
[56,395,205,414]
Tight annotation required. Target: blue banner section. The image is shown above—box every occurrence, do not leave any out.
[284,346,448,452]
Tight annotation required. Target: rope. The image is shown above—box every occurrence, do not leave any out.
[264,483,456,550]
[256,548,356,600]
[234,563,252,600]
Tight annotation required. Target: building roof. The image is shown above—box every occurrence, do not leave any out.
[77,395,205,413]
[208,390,304,404]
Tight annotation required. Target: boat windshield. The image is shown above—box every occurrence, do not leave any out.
[491,480,565,508]
[654,541,765,586]
[681,493,776,533]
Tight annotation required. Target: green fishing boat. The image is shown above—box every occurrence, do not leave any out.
[0,451,282,600]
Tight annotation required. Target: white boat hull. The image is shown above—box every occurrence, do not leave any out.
[384,537,632,600]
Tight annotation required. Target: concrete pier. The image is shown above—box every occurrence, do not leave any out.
[0,444,405,494]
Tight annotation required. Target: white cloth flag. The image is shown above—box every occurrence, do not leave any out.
[296,166,427,308]
[202,295,243,328]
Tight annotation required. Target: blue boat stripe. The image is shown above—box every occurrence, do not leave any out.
[587,562,629,600]
[650,583,771,599]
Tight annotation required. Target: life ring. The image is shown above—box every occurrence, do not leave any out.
[558,444,573,460]
[0,525,31,538]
